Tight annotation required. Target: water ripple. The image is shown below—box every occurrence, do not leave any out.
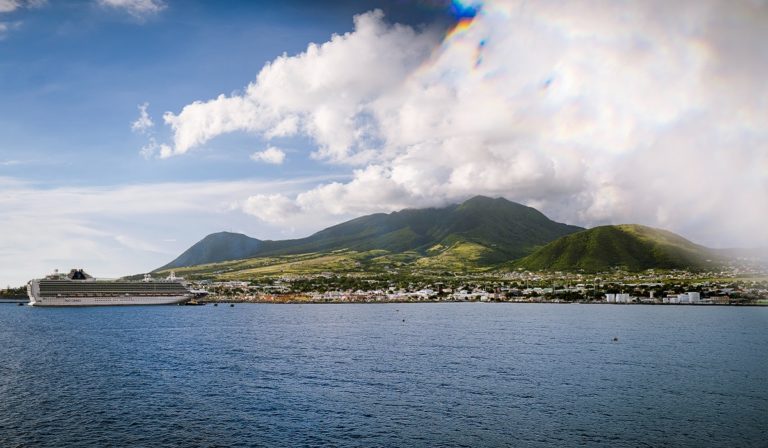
[0,303,766,447]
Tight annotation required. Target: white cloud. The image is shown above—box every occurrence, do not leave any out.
[0,19,21,40]
[0,20,20,39]
[0,0,19,13]
[160,2,768,249]
[250,146,286,165]
[0,1,44,38]
[139,138,157,158]
[241,194,300,223]
[0,0,45,13]
[162,9,440,161]
[0,176,346,287]
[98,0,165,19]
[114,235,166,253]
[131,102,154,134]
[138,137,172,159]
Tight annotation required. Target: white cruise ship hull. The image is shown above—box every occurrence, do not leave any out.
[27,276,195,307]
[28,294,190,306]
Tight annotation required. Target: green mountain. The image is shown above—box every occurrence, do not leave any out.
[158,196,583,270]
[513,224,721,272]
[163,232,263,269]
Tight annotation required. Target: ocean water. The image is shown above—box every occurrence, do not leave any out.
[0,303,766,447]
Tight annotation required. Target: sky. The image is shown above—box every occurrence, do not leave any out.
[1,0,766,286]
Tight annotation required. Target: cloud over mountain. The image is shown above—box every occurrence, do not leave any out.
[160,1,768,248]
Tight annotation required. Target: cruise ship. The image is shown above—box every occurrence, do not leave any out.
[27,269,203,306]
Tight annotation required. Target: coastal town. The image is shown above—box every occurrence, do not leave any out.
[3,267,766,306]
[189,268,768,305]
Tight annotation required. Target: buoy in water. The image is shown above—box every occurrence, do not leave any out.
[613,337,618,342]
[214,303,218,307]
[230,304,234,307]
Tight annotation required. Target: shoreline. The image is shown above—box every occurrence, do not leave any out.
[195,299,768,307]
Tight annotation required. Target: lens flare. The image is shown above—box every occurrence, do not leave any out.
[409,0,489,79]
[446,0,481,39]
[451,0,481,19]
[446,16,475,39]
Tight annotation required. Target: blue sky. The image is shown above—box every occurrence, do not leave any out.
[0,0,457,285]
[1,0,766,286]
[0,0,450,186]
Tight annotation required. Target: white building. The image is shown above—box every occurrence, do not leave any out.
[667,293,698,304]
[607,293,631,303]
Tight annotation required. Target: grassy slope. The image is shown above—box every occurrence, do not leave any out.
[155,245,495,280]
[513,224,721,272]
[415,242,494,271]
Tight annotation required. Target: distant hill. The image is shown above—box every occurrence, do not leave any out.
[158,196,583,270]
[159,232,263,270]
[513,224,722,272]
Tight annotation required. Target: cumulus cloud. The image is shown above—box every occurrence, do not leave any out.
[250,146,286,165]
[162,9,440,162]
[98,0,165,19]
[160,1,768,248]
[131,102,154,134]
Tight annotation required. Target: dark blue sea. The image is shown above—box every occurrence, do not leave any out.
[0,303,766,447]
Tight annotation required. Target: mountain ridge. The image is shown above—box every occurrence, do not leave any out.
[157,196,583,270]
[158,199,733,275]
